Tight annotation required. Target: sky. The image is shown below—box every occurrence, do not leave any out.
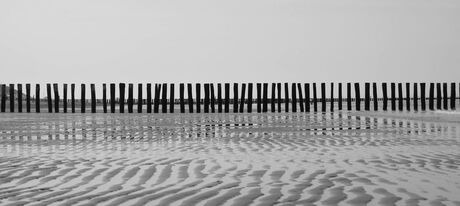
[1,0,460,85]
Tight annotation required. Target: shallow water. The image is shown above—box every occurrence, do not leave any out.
[1,111,460,206]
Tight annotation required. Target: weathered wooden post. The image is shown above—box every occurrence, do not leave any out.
[391,83,396,111]
[239,83,246,113]
[270,83,276,112]
[382,83,388,111]
[233,83,238,113]
[364,82,370,111]
[355,83,360,111]
[187,83,193,113]
[257,83,262,113]
[46,84,51,113]
[413,83,418,111]
[347,83,351,111]
[162,83,167,113]
[71,84,75,113]
[36,84,41,113]
[398,83,403,111]
[204,83,210,113]
[154,84,160,113]
[17,84,23,113]
[405,83,410,111]
[421,83,426,111]
[9,84,15,112]
[1,84,6,112]
[321,83,326,112]
[128,83,134,113]
[90,84,96,113]
[451,82,456,110]
[26,84,31,113]
[102,84,107,113]
[305,83,310,112]
[247,83,253,113]
[210,84,216,113]
[53,83,59,113]
[217,83,222,113]
[436,83,442,110]
[169,84,175,113]
[313,83,318,112]
[292,83,297,112]
[277,83,281,112]
[285,83,290,112]
[443,83,448,110]
[337,83,342,111]
[429,83,434,110]
[179,83,185,113]
[224,83,230,113]
[147,83,152,113]
[196,83,201,113]
[263,83,268,112]
[119,83,125,113]
[373,83,378,111]
[138,83,143,113]
[110,83,116,113]
[81,84,86,113]
[297,83,304,112]
[330,83,334,112]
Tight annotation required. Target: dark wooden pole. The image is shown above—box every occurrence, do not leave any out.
[170,84,175,113]
[110,83,116,113]
[355,83,360,111]
[413,83,418,111]
[179,83,185,113]
[297,83,304,112]
[154,84,160,113]
[346,83,351,111]
[271,83,276,112]
[119,83,125,113]
[128,83,134,113]
[36,84,41,113]
[224,83,230,113]
[233,83,238,113]
[138,83,143,113]
[313,83,318,112]
[451,82,456,110]
[390,83,396,111]
[292,83,297,112]
[53,83,59,113]
[257,83,262,113]
[405,83,410,111]
[102,84,107,113]
[364,82,370,111]
[398,83,403,111]
[91,84,96,113]
[285,83,290,112]
[210,84,216,113]
[305,83,310,112]
[373,83,378,111]
[17,84,23,113]
[147,83,152,113]
[196,83,201,113]
[71,84,75,113]
[277,83,281,112]
[382,83,388,111]
[330,83,334,112]
[443,83,448,110]
[204,83,210,113]
[161,83,167,113]
[46,84,51,113]
[429,83,434,110]
[9,84,15,112]
[247,83,253,113]
[239,83,246,113]
[187,83,193,113]
[1,84,6,112]
[338,83,342,111]
[421,83,426,111]
[81,84,86,113]
[436,83,442,110]
[26,84,31,113]
[217,83,222,113]
[321,83,326,112]
[263,83,268,113]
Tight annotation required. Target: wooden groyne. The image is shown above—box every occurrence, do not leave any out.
[0,82,458,114]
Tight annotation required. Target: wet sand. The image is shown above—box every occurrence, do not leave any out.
[1,111,460,206]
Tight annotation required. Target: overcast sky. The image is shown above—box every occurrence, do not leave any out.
[1,0,460,85]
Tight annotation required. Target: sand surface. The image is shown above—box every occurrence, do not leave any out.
[1,111,460,206]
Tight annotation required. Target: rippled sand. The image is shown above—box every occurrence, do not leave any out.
[1,111,460,206]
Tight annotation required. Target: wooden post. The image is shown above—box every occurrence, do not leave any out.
[321,83,326,112]
[297,83,304,112]
[1,84,5,112]
[179,83,185,113]
[330,83,334,112]
[382,83,388,111]
[285,83,290,112]
[217,83,222,113]
[413,83,418,111]
[233,83,238,113]
[405,83,410,111]
[338,83,342,111]
[162,83,167,113]
[373,83,378,111]
[36,84,41,113]
[346,83,351,111]
[257,83,262,113]
[170,84,175,113]
[102,84,107,113]
[9,84,15,112]
[355,83,360,111]
[313,83,318,112]
[271,83,276,112]
[187,83,193,113]
[71,84,75,113]
[119,83,125,113]
[153,84,160,113]
[277,83,281,112]
[263,83,268,112]
[210,84,216,113]
[443,83,448,110]
[224,83,230,113]
[391,83,396,111]
[204,83,210,113]
[364,82,370,111]
[26,84,31,113]
[429,83,434,110]
[53,83,59,113]
[17,84,23,113]
[239,83,246,113]
[147,83,152,113]
[421,83,426,111]
[292,83,297,112]
[138,83,143,113]
[128,83,134,113]
[247,83,253,113]
[451,82,456,110]
[196,83,201,113]
[398,83,403,111]
[110,83,116,113]
[81,84,86,113]
[91,84,96,113]
[305,83,310,112]
[46,84,51,113]
[436,83,442,110]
